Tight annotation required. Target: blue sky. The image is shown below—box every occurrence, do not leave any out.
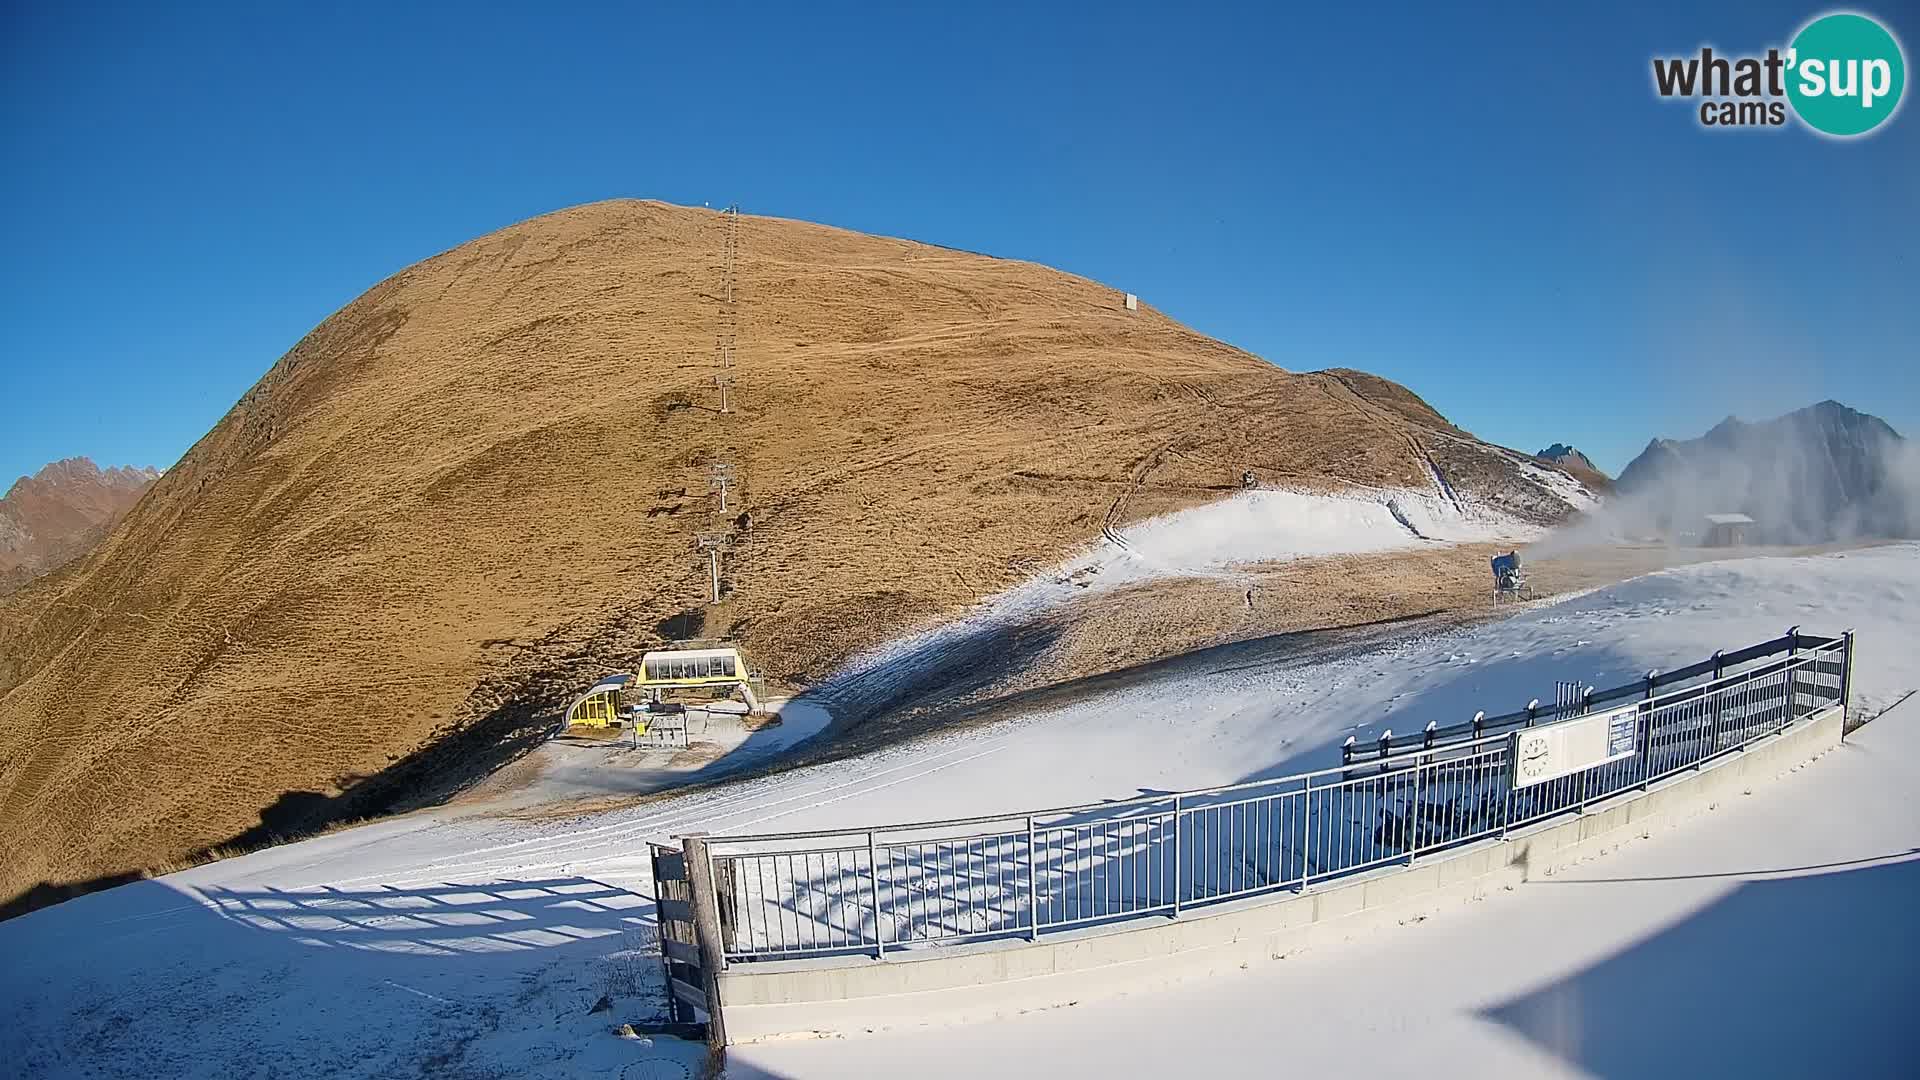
[1,1,1914,484]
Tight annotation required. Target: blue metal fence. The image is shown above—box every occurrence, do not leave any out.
[693,629,1852,962]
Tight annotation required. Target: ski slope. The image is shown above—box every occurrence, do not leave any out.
[4,544,1915,1078]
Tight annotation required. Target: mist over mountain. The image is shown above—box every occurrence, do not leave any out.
[1614,401,1918,543]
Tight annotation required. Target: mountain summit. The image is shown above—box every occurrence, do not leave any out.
[1535,443,1610,491]
[1536,443,1594,471]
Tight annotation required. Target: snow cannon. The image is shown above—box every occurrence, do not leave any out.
[1491,552,1532,602]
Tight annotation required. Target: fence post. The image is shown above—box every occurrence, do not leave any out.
[1841,630,1857,739]
[680,835,729,1051]
[1638,675,1654,789]
[1408,753,1422,865]
[1298,775,1312,892]
[1170,795,1183,917]
[1471,711,1488,830]
[867,830,885,959]
[1026,815,1039,940]
[1500,734,1513,842]
[1786,626,1801,726]
[1710,650,1726,763]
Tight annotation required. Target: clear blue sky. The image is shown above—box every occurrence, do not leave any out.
[2,1,1915,483]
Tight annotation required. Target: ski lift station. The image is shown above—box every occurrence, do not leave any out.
[562,646,762,738]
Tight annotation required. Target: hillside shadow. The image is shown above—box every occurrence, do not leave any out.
[215,682,564,852]
[0,871,149,922]
[1482,855,1920,1077]
[0,680,566,922]
[804,608,1448,769]
[811,615,1071,725]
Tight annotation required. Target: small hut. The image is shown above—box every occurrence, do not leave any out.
[1703,513,1755,547]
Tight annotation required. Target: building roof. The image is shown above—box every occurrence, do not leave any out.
[1705,513,1756,526]
[583,674,631,695]
[564,674,633,720]
[640,647,741,662]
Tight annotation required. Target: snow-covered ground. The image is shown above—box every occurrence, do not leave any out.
[4,544,1915,1078]
[821,484,1542,715]
[1097,486,1534,584]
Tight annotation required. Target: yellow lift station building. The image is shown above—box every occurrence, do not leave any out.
[562,647,759,736]
[562,673,632,737]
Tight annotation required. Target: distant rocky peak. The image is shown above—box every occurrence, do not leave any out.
[1536,443,1597,470]
[0,456,161,591]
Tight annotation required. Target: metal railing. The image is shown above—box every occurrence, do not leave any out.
[692,630,1853,962]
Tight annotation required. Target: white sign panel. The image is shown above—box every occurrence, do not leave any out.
[1510,704,1640,790]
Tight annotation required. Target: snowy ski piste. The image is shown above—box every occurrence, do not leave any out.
[4,544,1915,1078]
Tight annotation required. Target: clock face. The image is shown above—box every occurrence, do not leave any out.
[1517,732,1551,779]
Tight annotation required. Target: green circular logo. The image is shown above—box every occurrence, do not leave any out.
[1787,13,1906,136]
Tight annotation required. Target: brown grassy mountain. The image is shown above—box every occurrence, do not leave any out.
[0,458,159,595]
[0,199,1585,913]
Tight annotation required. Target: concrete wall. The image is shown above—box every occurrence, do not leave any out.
[715,704,1846,1043]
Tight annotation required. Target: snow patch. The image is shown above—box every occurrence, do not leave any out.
[1093,488,1531,583]
[817,487,1538,712]
[1520,459,1601,512]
